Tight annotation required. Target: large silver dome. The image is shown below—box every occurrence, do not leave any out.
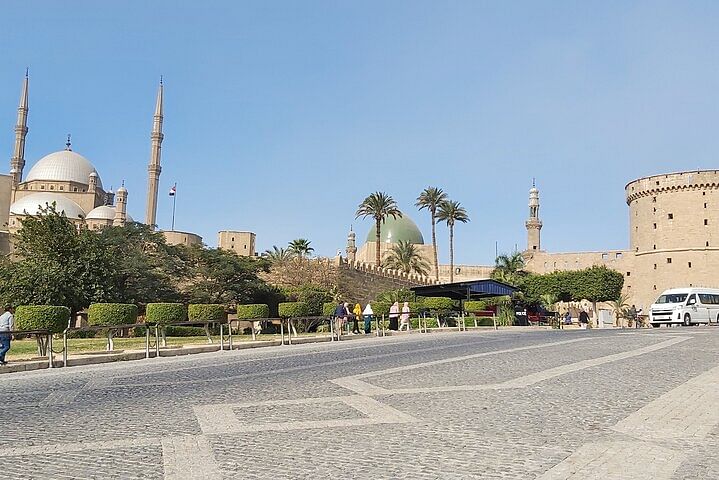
[25,150,103,189]
[10,192,86,219]
[86,205,133,222]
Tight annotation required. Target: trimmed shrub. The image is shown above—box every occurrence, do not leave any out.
[236,304,270,319]
[88,303,138,326]
[278,302,310,318]
[372,302,392,317]
[146,303,186,325]
[188,304,226,321]
[15,305,70,333]
[422,297,455,313]
[322,302,337,317]
[464,300,488,313]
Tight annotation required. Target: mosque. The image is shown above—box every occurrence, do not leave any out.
[0,73,256,256]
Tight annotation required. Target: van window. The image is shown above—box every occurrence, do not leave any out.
[655,294,688,304]
[699,294,719,305]
[687,294,697,305]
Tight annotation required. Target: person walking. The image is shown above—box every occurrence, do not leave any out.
[579,309,589,329]
[0,306,14,366]
[333,301,347,340]
[389,301,400,330]
[352,303,362,334]
[362,303,373,334]
[399,301,411,331]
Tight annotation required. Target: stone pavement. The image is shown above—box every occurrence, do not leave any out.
[1,327,718,479]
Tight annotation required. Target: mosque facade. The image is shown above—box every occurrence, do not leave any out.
[1,73,256,256]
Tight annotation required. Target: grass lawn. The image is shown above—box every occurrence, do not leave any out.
[5,333,299,361]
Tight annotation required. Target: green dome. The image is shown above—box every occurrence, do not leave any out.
[365,213,425,244]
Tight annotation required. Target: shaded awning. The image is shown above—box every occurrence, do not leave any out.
[410,279,516,300]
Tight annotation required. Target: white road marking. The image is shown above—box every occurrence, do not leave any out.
[536,441,685,480]
[161,435,222,480]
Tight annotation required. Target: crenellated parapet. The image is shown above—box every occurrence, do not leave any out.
[339,257,438,286]
[625,170,719,205]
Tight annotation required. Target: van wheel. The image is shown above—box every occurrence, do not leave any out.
[684,314,692,327]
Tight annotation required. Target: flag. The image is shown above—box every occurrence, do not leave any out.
[169,184,176,196]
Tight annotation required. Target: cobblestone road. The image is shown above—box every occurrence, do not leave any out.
[2,328,718,479]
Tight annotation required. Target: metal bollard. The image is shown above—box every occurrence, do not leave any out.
[155,325,160,357]
[63,329,69,367]
[228,323,233,350]
[48,334,54,368]
[280,320,285,345]
[145,326,150,359]
[330,317,335,341]
[220,323,224,351]
[288,319,293,345]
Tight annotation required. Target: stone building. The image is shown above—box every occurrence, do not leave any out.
[217,230,256,256]
[523,171,719,311]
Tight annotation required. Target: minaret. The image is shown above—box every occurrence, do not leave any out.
[88,171,98,193]
[346,226,357,262]
[525,180,542,251]
[114,184,128,226]
[10,70,29,187]
[145,78,164,226]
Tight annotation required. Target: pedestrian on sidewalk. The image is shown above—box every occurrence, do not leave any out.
[579,309,589,329]
[0,306,14,365]
[399,301,411,331]
[352,303,362,334]
[389,302,400,330]
[362,303,373,334]
[334,301,348,340]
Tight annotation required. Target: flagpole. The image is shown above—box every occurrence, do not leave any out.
[171,183,177,231]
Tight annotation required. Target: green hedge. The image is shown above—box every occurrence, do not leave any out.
[88,303,138,326]
[146,303,186,325]
[188,304,225,321]
[464,300,489,313]
[278,302,310,318]
[422,297,455,312]
[372,302,392,316]
[236,304,269,319]
[323,302,337,317]
[15,305,70,333]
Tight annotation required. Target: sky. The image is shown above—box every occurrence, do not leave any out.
[1,1,718,265]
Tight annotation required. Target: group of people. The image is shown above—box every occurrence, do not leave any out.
[332,300,413,337]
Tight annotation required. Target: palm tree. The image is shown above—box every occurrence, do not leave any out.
[491,252,526,286]
[355,192,402,266]
[287,238,314,258]
[416,187,448,281]
[609,292,631,327]
[263,246,294,264]
[436,200,470,282]
[383,240,431,276]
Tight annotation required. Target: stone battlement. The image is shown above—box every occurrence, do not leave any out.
[625,170,719,204]
[337,257,438,286]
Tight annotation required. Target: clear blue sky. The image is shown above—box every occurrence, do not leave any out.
[1,1,718,264]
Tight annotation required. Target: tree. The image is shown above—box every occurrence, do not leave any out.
[383,240,430,276]
[609,292,631,327]
[181,245,270,305]
[355,192,402,267]
[264,246,294,264]
[288,238,314,258]
[416,187,447,281]
[436,200,470,282]
[491,252,526,286]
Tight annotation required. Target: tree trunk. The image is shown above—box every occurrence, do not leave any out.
[375,218,382,267]
[449,225,454,283]
[431,213,439,281]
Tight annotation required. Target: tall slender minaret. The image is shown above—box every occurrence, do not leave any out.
[10,70,29,187]
[114,184,128,226]
[525,179,542,251]
[346,226,357,262]
[145,78,164,226]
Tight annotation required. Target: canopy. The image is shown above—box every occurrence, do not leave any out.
[410,279,516,300]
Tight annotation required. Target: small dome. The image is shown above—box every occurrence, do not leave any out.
[10,192,86,219]
[86,205,133,222]
[365,213,425,244]
[25,150,103,189]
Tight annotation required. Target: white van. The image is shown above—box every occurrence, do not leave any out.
[649,288,719,327]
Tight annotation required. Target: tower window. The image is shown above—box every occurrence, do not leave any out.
[707,241,710,247]
[653,207,656,213]
[532,246,536,250]
[635,246,639,252]
[40,185,45,190]
[654,285,657,290]
[656,181,660,185]
[705,219,709,225]
[73,187,78,192]
[667,258,672,264]
[668,213,673,219]
[652,197,657,203]
[231,237,234,241]
[654,264,657,270]
[616,252,622,259]
[688,262,692,268]
[653,244,656,250]
[653,223,657,229]
[626,272,631,276]
[59,186,63,191]
[705,203,708,208]
[49,185,54,190]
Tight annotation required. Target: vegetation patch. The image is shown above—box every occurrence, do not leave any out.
[88,303,138,326]
[15,305,70,333]
[146,303,186,324]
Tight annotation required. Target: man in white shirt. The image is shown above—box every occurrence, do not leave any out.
[0,306,14,365]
